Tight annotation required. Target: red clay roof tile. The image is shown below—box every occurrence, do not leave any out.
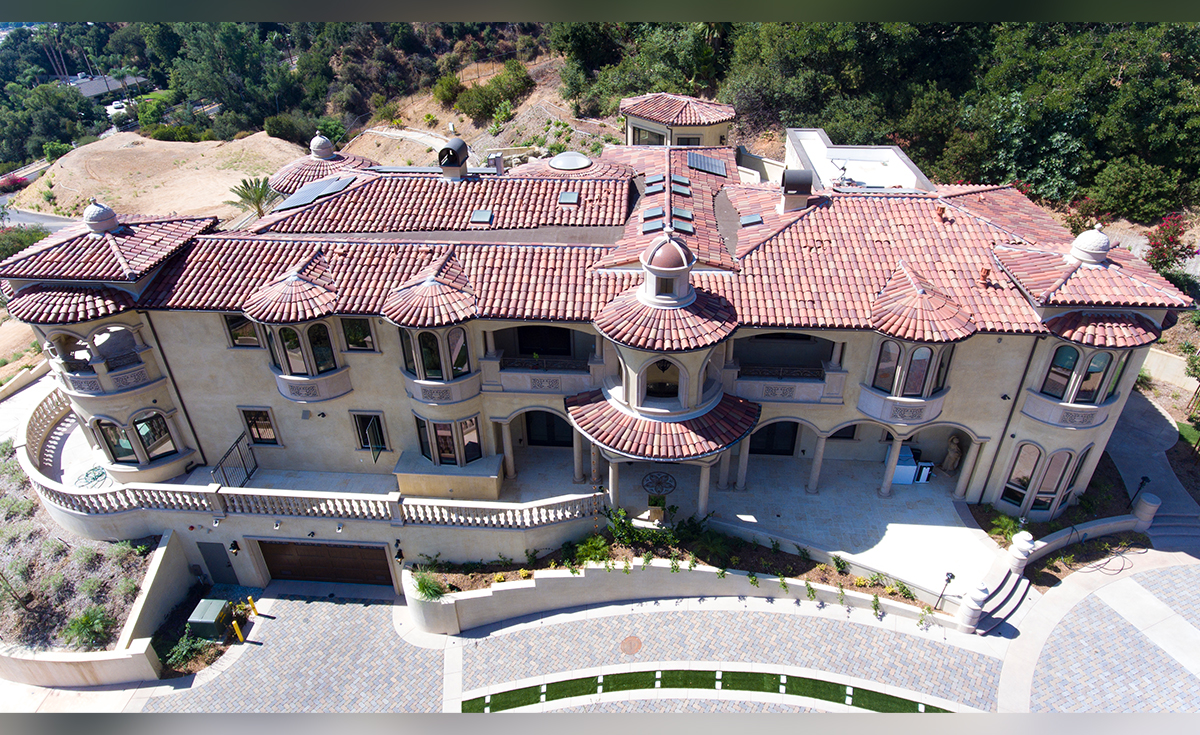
[268,152,380,195]
[6,283,136,324]
[619,93,736,126]
[1044,311,1162,348]
[594,286,739,352]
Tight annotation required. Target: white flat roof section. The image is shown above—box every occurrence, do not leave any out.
[785,128,935,192]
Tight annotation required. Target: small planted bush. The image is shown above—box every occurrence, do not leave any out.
[41,538,66,558]
[72,546,99,568]
[116,577,139,600]
[574,534,610,565]
[166,625,210,668]
[990,513,1020,542]
[105,540,136,564]
[63,606,116,650]
[413,570,447,601]
[79,577,103,598]
[831,555,850,574]
[42,571,67,596]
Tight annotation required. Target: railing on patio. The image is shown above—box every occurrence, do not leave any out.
[210,432,257,487]
[22,389,606,530]
[499,356,590,372]
[738,365,825,380]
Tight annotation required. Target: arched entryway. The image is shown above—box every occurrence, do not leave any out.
[525,410,574,447]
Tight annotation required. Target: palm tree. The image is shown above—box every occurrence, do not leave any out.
[224,178,276,219]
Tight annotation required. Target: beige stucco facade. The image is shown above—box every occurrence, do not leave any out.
[624,115,730,147]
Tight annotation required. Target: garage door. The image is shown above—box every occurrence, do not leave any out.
[259,541,393,586]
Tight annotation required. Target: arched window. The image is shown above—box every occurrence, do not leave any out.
[1074,352,1112,404]
[413,414,483,466]
[133,413,178,462]
[1041,346,1078,400]
[1001,443,1041,507]
[419,332,443,380]
[872,341,900,392]
[96,420,137,464]
[933,346,953,393]
[448,327,469,379]
[902,347,932,397]
[308,323,337,374]
[645,359,680,399]
[278,327,308,375]
[1030,450,1072,511]
[1105,353,1129,402]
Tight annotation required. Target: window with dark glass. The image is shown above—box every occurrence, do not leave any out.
[902,347,932,397]
[279,327,308,375]
[448,327,469,379]
[460,417,482,463]
[1041,346,1078,400]
[1001,444,1041,507]
[224,314,260,347]
[830,425,857,440]
[526,411,574,447]
[342,318,375,351]
[266,331,280,369]
[676,136,700,146]
[415,417,432,460]
[1031,451,1072,511]
[242,410,278,445]
[400,329,417,374]
[1068,447,1091,490]
[633,127,665,145]
[933,346,953,393]
[516,326,572,357]
[1074,352,1111,404]
[98,421,137,464]
[872,341,900,392]
[749,422,798,455]
[434,422,456,463]
[134,414,177,462]
[308,323,337,374]
[1106,353,1129,402]
[419,332,443,380]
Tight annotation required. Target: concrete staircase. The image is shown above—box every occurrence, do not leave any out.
[975,570,1034,636]
[1146,512,1200,555]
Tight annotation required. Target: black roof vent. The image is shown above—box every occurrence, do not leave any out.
[782,169,813,196]
[438,138,469,167]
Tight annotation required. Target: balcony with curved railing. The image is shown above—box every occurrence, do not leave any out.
[855,383,949,426]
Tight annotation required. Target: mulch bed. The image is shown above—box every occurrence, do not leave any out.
[1023,532,1151,593]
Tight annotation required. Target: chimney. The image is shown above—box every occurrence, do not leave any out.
[977,267,991,288]
[487,152,505,175]
[778,169,814,213]
[438,138,470,182]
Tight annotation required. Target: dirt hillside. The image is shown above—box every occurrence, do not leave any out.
[11,132,305,221]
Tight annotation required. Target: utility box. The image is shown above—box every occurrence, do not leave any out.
[187,598,231,640]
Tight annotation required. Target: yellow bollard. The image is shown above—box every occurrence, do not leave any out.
[231,619,245,643]
[247,596,258,616]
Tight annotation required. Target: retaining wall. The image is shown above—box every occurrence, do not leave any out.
[0,360,50,402]
[1142,348,1198,392]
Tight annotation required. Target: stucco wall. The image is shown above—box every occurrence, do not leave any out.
[116,529,194,648]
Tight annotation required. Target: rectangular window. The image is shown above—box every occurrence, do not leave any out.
[434,422,456,464]
[224,314,260,347]
[242,409,278,445]
[352,412,388,463]
[134,414,177,462]
[99,421,138,464]
[415,417,432,461]
[676,136,700,146]
[341,318,375,351]
[634,127,665,146]
[460,417,482,463]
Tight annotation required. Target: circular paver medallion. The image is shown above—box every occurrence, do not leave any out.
[619,635,643,655]
[641,472,676,495]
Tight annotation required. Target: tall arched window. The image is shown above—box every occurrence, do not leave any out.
[1105,353,1129,402]
[1001,443,1041,507]
[902,347,932,397]
[308,323,337,374]
[278,327,308,375]
[872,341,900,392]
[645,359,680,399]
[133,413,178,462]
[448,327,469,379]
[97,420,138,464]
[1075,352,1112,404]
[419,332,443,380]
[400,329,417,375]
[933,346,953,393]
[1041,346,1078,399]
[1030,450,1072,511]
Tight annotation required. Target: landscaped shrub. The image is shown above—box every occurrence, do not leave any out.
[42,141,72,163]
[0,174,28,193]
[989,512,1020,542]
[574,534,610,565]
[41,538,66,558]
[1144,212,1194,274]
[432,74,465,106]
[105,540,136,564]
[1089,156,1179,224]
[412,570,447,601]
[116,577,139,600]
[165,625,211,667]
[63,606,116,649]
[71,546,99,568]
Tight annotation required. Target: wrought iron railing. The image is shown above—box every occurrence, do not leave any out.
[499,356,590,372]
[210,432,257,487]
[739,365,825,381]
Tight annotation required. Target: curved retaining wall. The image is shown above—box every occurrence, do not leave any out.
[1026,515,1141,564]
[402,562,956,636]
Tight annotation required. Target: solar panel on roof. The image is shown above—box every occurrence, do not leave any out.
[641,220,665,234]
[558,191,580,205]
[645,184,664,195]
[671,207,693,221]
[643,206,664,220]
[672,219,695,234]
[671,174,690,186]
[273,176,357,212]
[320,177,354,196]
[645,174,665,185]
[470,209,493,224]
[687,151,727,177]
[740,214,764,227]
[671,184,691,197]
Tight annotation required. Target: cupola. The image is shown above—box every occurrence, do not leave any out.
[83,199,119,234]
[438,138,470,181]
[779,169,815,213]
[1067,223,1111,266]
[638,229,696,307]
[309,134,335,160]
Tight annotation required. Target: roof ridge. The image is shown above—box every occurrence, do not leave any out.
[104,232,138,279]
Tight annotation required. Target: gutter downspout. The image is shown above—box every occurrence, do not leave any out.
[978,334,1044,502]
[139,310,208,468]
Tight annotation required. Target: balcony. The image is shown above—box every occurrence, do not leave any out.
[734,360,847,404]
[480,350,602,394]
[856,383,947,426]
[55,350,159,397]
[273,364,353,402]
[403,369,482,404]
[1020,389,1113,429]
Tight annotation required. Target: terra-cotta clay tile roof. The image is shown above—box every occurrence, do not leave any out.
[254,174,629,234]
[723,183,810,259]
[619,93,736,126]
[242,248,339,324]
[593,286,739,352]
[1044,311,1161,349]
[564,389,760,461]
[993,244,1193,308]
[505,158,634,180]
[870,261,977,343]
[381,249,476,327]
[6,283,135,324]
[0,215,216,282]
[268,151,380,194]
[940,186,1071,245]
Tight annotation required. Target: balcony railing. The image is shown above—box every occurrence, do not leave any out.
[738,365,825,380]
[105,352,143,371]
[499,356,590,372]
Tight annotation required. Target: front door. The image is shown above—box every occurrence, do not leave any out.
[197,541,240,586]
[749,422,798,455]
[526,411,574,447]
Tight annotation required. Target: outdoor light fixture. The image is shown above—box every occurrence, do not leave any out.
[274,521,281,530]
[212,518,220,527]
[394,548,404,563]
[307,531,316,537]
[936,572,955,610]
[394,538,401,548]
[336,523,343,533]
[228,541,240,556]
[1001,394,1010,401]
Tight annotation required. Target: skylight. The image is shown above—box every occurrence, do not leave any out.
[470,209,493,224]
[558,191,580,205]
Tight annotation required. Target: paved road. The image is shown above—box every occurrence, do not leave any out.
[1,193,75,233]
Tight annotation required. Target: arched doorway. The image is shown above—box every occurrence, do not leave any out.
[525,410,574,447]
[749,421,799,455]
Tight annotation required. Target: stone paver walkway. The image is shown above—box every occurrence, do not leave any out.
[553,699,820,713]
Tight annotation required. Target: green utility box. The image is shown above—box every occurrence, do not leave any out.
[187,598,232,640]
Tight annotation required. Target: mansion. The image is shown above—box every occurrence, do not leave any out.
[1,94,1190,593]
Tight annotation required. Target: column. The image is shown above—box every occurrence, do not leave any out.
[590,442,601,483]
[572,429,584,483]
[698,464,712,517]
[806,434,827,495]
[717,449,732,490]
[608,461,620,507]
[485,330,496,355]
[953,439,983,499]
[500,421,516,479]
[878,435,903,498]
[735,439,751,491]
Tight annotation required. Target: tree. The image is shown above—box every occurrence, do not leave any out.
[224,177,275,218]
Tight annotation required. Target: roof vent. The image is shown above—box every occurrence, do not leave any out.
[310,134,335,159]
[780,169,815,213]
[1068,223,1111,265]
[83,198,119,234]
[438,138,470,181]
[549,151,592,171]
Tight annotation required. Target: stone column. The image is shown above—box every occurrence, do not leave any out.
[698,464,712,517]
[500,421,516,479]
[735,439,751,491]
[807,434,827,495]
[717,449,732,490]
[878,435,903,498]
[590,442,601,483]
[572,429,584,483]
[1133,493,1162,532]
[608,461,620,508]
[1008,531,1035,575]
[953,439,982,499]
[485,330,496,355]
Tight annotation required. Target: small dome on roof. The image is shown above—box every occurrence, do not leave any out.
[83,199,118,234]
[642,230,694,270]
[1068,223,1111,265]
[549,151,592,171]
[310,134,335,159]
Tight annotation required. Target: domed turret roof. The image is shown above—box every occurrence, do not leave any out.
[310,134,335,159]
[83,199,119,234]
[641,231,694,270]
[1068,223,1111,265]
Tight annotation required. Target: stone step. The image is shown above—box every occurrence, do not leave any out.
[1147,520,1200,533]
[975,571,1033,636]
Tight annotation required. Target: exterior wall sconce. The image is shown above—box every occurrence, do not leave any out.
[228,541,240,556]
[336,523,343,533]
[1001,394,1010,401]
[394,548,404,563]
[307,531,316,537]
[274,521,281,530]
[212,518,220,527]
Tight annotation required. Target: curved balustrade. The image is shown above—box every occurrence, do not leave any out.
[399,493,605,529]
[220,488,395,521]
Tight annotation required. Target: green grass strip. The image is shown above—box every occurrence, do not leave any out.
[545,676,598,701]
[661,669,717,689]
[1180,422,1200,446]
[461,697,486,713]
[721,671,780,692]
[603,671,658,692]
[851,688,923,713]
[785,676,847,703]
[486,684,541,712]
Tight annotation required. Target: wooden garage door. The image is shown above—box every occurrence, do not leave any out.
[259,541,393,586]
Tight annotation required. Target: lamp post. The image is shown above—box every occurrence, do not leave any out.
[1128,476,1150,510]
[935,572,955,610]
